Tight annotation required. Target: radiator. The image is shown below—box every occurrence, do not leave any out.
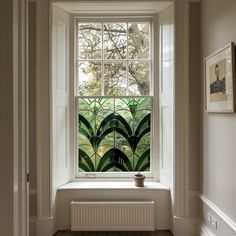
[71,201,155,231]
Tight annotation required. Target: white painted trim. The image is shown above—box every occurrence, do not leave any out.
[58,181,169,190]
[174,0,190,218]
[36,217,53,236]
[173,216,199,236]
[53,1,173,14]
[36,0,53,236]
[36,0,51,216]
[200,194,236,233]
[199,223,215,236]
[25,0,30,234]
[13,0,20,235]
[158,4,174,189]
[13,0,29,235]
[74,17,158,180]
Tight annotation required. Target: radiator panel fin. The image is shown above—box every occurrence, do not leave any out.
[71,201,155,231]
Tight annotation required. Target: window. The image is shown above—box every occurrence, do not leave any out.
[75,19,157,178]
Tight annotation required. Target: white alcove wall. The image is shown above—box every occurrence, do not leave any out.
[36,1,194,235]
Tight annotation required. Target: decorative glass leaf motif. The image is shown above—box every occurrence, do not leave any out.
[78,97,151,172]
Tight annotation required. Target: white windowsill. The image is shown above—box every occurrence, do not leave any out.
[57,181,169,191]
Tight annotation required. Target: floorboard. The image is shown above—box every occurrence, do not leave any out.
[55,230,173,236]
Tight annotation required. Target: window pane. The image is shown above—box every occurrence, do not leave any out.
[128,61,150,95]
[78,97,151,172]
[78,23,102,59]
[104,62,127,96]
[128,23,150,59]
[78,61,102,96]
[103,23,127,59]
[78,98,114,172]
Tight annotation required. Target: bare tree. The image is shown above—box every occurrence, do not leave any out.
[78,22,150,96]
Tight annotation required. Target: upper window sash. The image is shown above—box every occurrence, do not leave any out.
[76,19,153,97]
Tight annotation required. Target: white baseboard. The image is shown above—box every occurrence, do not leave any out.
[174,216,199,236]
[200,223,215,236]
[36,217,53,236]
[200,194,236,233]
[30,216,37,236]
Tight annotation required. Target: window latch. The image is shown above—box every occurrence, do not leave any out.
[26,173,30,183]
[85,173,96,178]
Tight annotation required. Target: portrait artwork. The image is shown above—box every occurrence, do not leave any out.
[205,43,235,112]
[209,59,227,102]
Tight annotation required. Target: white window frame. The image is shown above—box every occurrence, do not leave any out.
[72,15,159,180]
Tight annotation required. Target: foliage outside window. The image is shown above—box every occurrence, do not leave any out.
[76,20,153,175]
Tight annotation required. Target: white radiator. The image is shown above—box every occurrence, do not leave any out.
[71,201,155,231]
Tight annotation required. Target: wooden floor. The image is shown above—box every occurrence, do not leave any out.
[55,231,173,236]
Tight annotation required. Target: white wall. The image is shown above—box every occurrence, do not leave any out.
[201,0,236,234]
[57,188,171,230]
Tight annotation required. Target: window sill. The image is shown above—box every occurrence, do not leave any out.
[57,181,169,191]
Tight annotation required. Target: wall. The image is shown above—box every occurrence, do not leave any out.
[201,0,236,235]
[57,188,171,230]
[0,1,14,235]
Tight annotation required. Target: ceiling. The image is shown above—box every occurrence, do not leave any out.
[53,1,174,14]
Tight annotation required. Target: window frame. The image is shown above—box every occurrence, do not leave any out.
[72,16,159,180]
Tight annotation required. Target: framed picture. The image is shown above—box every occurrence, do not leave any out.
[205,42,235,113]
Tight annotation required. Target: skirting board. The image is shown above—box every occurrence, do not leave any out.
[200,194,236,233]
[30,216,37,236]
[36,217,53,236]
[174,216,199,236]
[200,224,215,236]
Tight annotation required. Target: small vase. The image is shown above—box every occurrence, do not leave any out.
[134,173,145,187]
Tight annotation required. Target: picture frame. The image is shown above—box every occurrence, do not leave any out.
[205,42,235,113]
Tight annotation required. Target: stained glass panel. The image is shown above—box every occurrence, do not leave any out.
[78,97,151,172]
